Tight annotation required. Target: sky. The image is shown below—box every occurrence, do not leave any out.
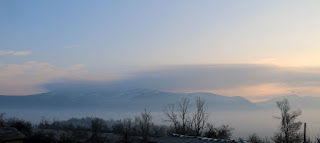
[1,0,320,102]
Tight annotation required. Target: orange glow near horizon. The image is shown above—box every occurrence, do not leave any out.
[176,83,320,102]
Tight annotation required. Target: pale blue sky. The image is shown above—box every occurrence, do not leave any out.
[1,0,320,99]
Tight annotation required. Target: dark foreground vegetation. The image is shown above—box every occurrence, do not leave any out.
[1,97,320,143]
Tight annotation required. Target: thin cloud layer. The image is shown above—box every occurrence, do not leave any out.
[114,64,320,90]
[0,51,32,56]
[65,45,80,48]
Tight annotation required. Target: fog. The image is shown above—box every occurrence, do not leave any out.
[2,109,320,140]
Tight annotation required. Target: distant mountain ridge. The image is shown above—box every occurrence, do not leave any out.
[0,88,257,111]
[1,89,320,111]
[256,94,320,110]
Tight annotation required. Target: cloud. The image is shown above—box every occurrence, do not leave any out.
[0,61,122,95]
[112,64,282,90]
[0,51,14,55]
[0,50,32,56]
[65,45,80,48]
[33,64,320,101]
[107,64,320,100]
[12,51,32,56]
[64,64,85,71]
[3,63,320,101]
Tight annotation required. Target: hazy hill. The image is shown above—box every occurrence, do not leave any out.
[256,94,320,110]
[2,88,320,112]
[0,88,257,111]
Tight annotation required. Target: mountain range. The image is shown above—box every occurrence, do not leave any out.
[0,88,319,111]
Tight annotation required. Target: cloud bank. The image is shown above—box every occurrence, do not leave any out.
[2,63,320,101]
[109,64,320,101]
[114,64,320,90]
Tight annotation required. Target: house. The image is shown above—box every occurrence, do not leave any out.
[0,127,25,143]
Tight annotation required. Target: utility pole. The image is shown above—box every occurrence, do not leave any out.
[304,123,306,143]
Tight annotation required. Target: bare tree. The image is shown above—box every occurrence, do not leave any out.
[163,103,179,133]
[89,117,109,143]
[135,109,153,143]
[177,98,191,134]
[163,97,209,136]
[91,118,104,134]
[163,98,192,135]
[273,98,302,143]
[248,133,270,143]
[122,118,134,143]
[0,113,5,127]
[215,124,234,139]
[6,117,33,136]
[204,123,217,138]
[151,125,167,137]
[192,96,209,136]
[204,123,234,139]
[113,118,134,143]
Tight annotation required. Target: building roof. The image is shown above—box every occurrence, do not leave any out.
[152,136,227,143]
[151,134,251,143]
[0,127,26,141]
